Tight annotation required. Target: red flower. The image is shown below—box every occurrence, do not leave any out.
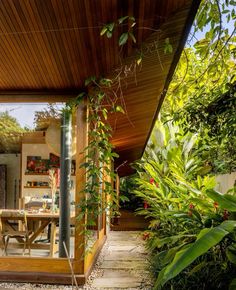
[150,178,155,184]
[223,209,229,220]
[149,178,159,188]
[189,203,195,210]
[213,202,219,209]
[144,201,148,209]
[142,232,150,240]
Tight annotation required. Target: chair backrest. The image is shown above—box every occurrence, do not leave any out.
[0,210,29,234]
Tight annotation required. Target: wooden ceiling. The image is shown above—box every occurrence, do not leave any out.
[0,0,200,176]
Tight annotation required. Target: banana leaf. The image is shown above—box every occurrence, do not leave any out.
[155,220,236,289]
[229,278,236,290]
[206,189,236,212]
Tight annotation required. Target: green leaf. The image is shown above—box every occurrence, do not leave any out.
[118,16,129,24]
[115,105,125,114]
[107,22,115,32]
[100,26,107,36]
[226,247,236,264]
[85,76,96,86]
[106,31,113,38]
[102,109,108,120]
[155,220,236,288]
[152,234,195,249]
[119,33,129,46]
[111,152,119,158]
[206,189,236,212]
[137,57,142,65]
[100,78,112,86]
[119,195,130,202]
[165,37,170,44]
[229,278,236,290]
[188,261,208,276]
[164,44,173,54]
[129,32,136,43]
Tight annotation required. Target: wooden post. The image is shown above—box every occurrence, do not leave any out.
[74,102,88,274]
[116,174,120,209]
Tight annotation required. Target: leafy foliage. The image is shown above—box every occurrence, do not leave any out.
[100,16,136,46]
[133,121,236,290]
[127,1,236,289]
[0,111,28,153]
[34,103,62,130]
[71,77,124,243]
[162,0,236,174]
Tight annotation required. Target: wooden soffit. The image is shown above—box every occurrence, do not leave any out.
[0,0,200,175]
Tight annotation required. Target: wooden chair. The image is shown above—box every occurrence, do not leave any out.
[0,210,31,256]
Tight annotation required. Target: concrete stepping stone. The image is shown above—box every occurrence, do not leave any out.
[108,236,139,241]
[92,276,142,288]
[108,245,146,253]
[105,251,147,261]
[108,240,144,246]
[90,231,150,289]
[100,260,148,270]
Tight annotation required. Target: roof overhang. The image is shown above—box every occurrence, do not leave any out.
[0,0,200,176]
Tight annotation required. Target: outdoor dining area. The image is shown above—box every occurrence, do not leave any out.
[0,209,62,257]
[0,104,107,284]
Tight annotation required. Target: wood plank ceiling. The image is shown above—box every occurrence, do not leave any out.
[0,0,200,176]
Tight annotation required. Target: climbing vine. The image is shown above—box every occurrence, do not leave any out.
[66,14,174,241]
[76,80,122,237]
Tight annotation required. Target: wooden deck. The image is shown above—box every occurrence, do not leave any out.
[111,210,150,231]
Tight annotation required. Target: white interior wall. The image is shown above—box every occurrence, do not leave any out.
[0,154,21,208]
[22,143,75,202]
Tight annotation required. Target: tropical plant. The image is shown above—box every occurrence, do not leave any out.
[131,1,236,288]
[156,189,236,290]
[161,0,236,174]
[133,120,236,289]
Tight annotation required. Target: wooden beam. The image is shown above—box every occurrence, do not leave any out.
[74,101,88,274]
[0,90,79,103]
[84,230,106,274]
[0,271,85,285]
[0,257,70,273]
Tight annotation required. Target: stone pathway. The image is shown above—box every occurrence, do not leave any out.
[90,231,153,289]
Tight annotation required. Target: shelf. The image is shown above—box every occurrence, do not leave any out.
[25,172,48,175]
[25,172,76,176]
[24,186,50,189]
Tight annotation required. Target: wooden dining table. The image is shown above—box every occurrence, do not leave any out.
[0,210,73,257]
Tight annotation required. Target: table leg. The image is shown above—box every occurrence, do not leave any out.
[49,220,57,257]
[29,220,50,244]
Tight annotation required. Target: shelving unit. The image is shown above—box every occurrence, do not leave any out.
[21,143,76,201]
[25,172,75,176]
